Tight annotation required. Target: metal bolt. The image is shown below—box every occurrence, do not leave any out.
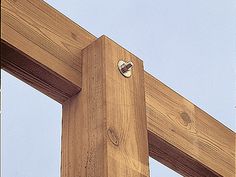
[118,60,133,78]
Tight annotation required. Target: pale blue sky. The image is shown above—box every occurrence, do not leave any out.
[2,0,236,176]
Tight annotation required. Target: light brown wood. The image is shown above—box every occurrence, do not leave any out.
[1,0,235,176]
[1,0,95,102]
[61,36,150,177]
[1,41,79,103]
[145,72,235,177]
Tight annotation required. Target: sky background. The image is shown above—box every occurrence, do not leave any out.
[2,0,236,176]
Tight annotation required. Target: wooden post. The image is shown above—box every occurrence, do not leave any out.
[61,36,150,177]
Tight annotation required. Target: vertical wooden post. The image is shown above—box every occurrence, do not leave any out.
[61,36,150,177]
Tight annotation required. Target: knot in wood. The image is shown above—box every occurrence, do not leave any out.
[180,112,192,126]
[107,128,119,146]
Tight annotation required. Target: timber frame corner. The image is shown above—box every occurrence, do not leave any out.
[1,0,235,177]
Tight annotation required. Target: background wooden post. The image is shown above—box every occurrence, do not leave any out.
[61,36,150,177]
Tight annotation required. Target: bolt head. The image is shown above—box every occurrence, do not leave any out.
[117,60,133,78]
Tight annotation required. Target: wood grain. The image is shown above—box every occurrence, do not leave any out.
[1,40,79,103]
[1,0,95,102]
[145,72,235,177]
[61,36,150,177]
[1,0,235,176]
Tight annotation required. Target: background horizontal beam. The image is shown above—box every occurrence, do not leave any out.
[145,72,235,177]
[1,40,79,103]
[1,0,235,176]
[1,0,96,102]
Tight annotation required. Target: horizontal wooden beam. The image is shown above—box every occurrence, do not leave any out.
[1,0,95,102]
[145,72,235,177]
[1,40,79,103]
[1,0,235,176]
